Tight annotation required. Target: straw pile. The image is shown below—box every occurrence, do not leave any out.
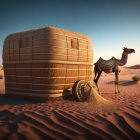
[81,81,119,113]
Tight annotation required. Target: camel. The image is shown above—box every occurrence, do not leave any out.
[94,47,135,94]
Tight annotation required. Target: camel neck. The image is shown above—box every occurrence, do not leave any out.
[116,51,128,66]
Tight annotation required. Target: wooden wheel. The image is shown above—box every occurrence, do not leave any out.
[72,80,92,102]
[72,80,101,102]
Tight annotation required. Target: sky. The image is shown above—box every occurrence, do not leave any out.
[0,0,140,66]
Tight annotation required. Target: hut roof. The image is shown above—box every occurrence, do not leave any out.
[5,26,89,41]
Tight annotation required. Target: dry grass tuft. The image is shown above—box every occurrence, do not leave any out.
[0,75,3,79]
[132,75,140,83]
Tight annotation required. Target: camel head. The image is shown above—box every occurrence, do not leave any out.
[123,47,135,54]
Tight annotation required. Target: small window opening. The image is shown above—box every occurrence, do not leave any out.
[20,38,28,48]
[71,38,79,49]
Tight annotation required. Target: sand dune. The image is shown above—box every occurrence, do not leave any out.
[0,68,140,140]
[126,64,140,69]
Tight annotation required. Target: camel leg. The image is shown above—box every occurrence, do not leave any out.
[94,70,97,81]
[94,71,102,95]
[115,72,120,94]
[94,65,98,81]
[115,72,118,94]
[117,73,120,94]
[94,71,102,85]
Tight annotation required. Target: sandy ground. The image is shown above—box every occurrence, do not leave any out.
[0,68,140,140]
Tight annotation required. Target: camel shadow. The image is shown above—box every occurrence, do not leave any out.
[106,80,137,86]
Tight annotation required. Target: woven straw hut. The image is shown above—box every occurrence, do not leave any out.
[3,26,93,100]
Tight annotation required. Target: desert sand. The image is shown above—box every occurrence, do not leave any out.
[0,67,140,140]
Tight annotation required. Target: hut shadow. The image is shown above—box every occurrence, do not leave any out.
[106,80,137,86]
[0,94,35,106]
[62,89,75,101]
[0,93,75,106]
[0,89,76,105]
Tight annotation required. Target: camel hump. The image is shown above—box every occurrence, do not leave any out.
[99,57,115,62]
[98,57,116,68]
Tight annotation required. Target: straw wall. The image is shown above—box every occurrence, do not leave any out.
[3,26,93,99]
